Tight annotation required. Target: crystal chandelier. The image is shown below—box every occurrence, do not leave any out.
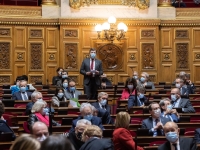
[95,16,128,43]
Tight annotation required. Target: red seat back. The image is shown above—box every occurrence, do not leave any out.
[23,121,30,133]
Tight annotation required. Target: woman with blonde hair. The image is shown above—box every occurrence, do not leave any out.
[113,112,143,150]
[10,134,40,150]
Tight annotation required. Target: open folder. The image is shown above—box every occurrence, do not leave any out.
[69,98,80,107]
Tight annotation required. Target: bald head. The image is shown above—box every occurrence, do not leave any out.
[31,121,49,140]
[164,122,179,134]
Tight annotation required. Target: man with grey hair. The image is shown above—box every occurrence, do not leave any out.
[68,119,91,150]
[69,103,104,133]
[175,77,188,95]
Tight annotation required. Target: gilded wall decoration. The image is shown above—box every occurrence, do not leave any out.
[17,52,24,61]
[142,43,154,69]
[0,76,10,83]
[176,30,188,38]
[30,43,42,70]
[65,30,78,38]
[48,53,56,61]
[163,53,170,61]
[30,29,43,38]
[141,30,154,38]
[195,53,200,60]
[30,76,42,83]
[98,43,123,71]
[65,43,77,69]
[0,28,10,37]
[176,43,189,69]
[0,42,10,69]
[129,53,136,60]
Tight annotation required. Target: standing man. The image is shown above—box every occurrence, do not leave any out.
[80,48,103,100]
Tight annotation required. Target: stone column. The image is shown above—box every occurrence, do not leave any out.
[158,0,172,7]
[41,0,57,5]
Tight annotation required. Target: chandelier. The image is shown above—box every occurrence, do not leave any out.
[95,16,128,43]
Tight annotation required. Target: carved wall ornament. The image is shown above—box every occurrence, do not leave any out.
[98,43,123,71]
[65,43,77,69]
[195,53,200,60]
[129,53,136,60]
[30,43,42,70]
[65,30,78,38]
[176,43,189,69]
[0,76,10,83]
[142,43,154,69]
[163,53,170,61]
[141,30,154,38]
[0,28,10,37]
[17,52,24,61]
[30,76,42,83]
[176,30,188,38]
[0,42,10,69]
[30,29,43,38]
[48,53,56,61]
[149,75,155,82]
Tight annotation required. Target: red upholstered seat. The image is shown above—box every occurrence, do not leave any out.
[23,121,30,133]
[149,140,166,146]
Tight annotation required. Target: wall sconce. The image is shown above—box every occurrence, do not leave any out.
[95,16,128,43]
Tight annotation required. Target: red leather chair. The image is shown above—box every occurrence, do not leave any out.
[23,121,30,133]
[149,140,166,146]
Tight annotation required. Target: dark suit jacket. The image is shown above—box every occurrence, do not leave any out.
[158,137,196,150]
[80,58,103,85]
[12,91,32,100]
[172,98,195,113]
[91,102,111,114]
[0,120,16,140]
[79,138,114,150]
[69,116,104,133]
[194,128,200,144]
[180,87,189,96]
[128,95,147,109]
[141,116,171,136]
[52,76,62,85]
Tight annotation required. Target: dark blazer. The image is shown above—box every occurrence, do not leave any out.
[161,112,179,123]
[172,98,195,113]
[69,116,104,133]
[68,132,84,150]
[194,128,200,144]
[141,116,171,136]
[79,138,114,150]
[80,58,103,85]
[180,87,189,95]
[91,102,111,114]
[128,95,147,109]
[187,84,195,94]
[12,91,32,100]
[158,137,196,150]
[0,120,16,140]
[52,76,62,85]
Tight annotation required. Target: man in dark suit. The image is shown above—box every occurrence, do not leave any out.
[12,80,32,100]
[158,122,196,150]
[175,78,189,96]
[170,88,195,113]
[69,103,104,133]
[80,48,103,99]
[99,74,112,89]
[52,67,63,85]
[141,102,171,136]
[64,80,82,100]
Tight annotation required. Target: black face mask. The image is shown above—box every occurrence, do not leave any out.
[76,132,83,141]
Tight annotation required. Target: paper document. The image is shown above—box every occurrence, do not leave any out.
[69,99,78,107]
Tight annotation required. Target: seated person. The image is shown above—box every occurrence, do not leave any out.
[10,76,22,94]
[56,70,71,88]
[159,98,180,123]
[141,102,171,136]
[67,119,91,150]
[0,101,16,140]
[182,74,195,94]
[175,77,189,95]
[99,74,112,89]
[172,0,186,7]
[158,122,196,150]
[170,88,195,113]
[12,80,32,100]
[27,100,60,129]
[80,125,114,150]
[64,80,82,100]
[194,128,200,144]
[140,72,155,89]
[21,75,35,90]
[120,77,137,100]
[69,103,104,133]
[62,78,69,91]
[128,86,147,109]
[52,88,68,107]
[52,67,63,85]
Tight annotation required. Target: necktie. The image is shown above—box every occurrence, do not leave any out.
[172,143,178,150]
[71,92,74,98]
[153,119,159,137]
[90,59,94,70]
[22,93,28,100]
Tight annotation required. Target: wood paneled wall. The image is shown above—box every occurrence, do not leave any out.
[0,18,200,87]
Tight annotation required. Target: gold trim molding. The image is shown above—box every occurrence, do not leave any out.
[176,8,200,18]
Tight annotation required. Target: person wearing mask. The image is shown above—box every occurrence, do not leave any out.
[64,80,82,100]
[56,70,71,88]
[80,48,103,100]
[31,121,49,142]
[159,98,180,123]
[52,88,67,107]
[120,77,137,100]
[132,71,140,85]
[170,88,195,113]
[62,78,69,91]
[128,86,147,109]
[141,102,171,136]
[182,74,195,94]
[52,67,63,85]
[10,76,22,94]
[99,74,112,89]
[67,119,91,150]
[80,125,114,150]
[113,112,143,150]
[175,78,189,95]
[140,72,155,89]
[21,75,35,90]
[12,80,32,100]
[27,100,60,129]
[158,122,196,150]
[69,103,104,133]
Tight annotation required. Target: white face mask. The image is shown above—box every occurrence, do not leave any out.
[154,109,161,118]
[175,83,180,88]
[37,134,47,142]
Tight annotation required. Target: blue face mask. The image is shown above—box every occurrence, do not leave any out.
[62,75,68,78]
[57,93,64,98]
[42,108,49,115]
[171,95,177,101]
[63,83,68,88]
[100,99,107,106]
[70,87,76,92]
[139,93,144,99]
[90,53,96,59]
[133,75,138,79]
[20,87,26,93]
[140,77,146,83]
[167,104,172,110]
[84,115,93,121]
[165,132,178,143]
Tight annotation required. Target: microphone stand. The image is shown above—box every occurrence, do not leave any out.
[48,101,52,135]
